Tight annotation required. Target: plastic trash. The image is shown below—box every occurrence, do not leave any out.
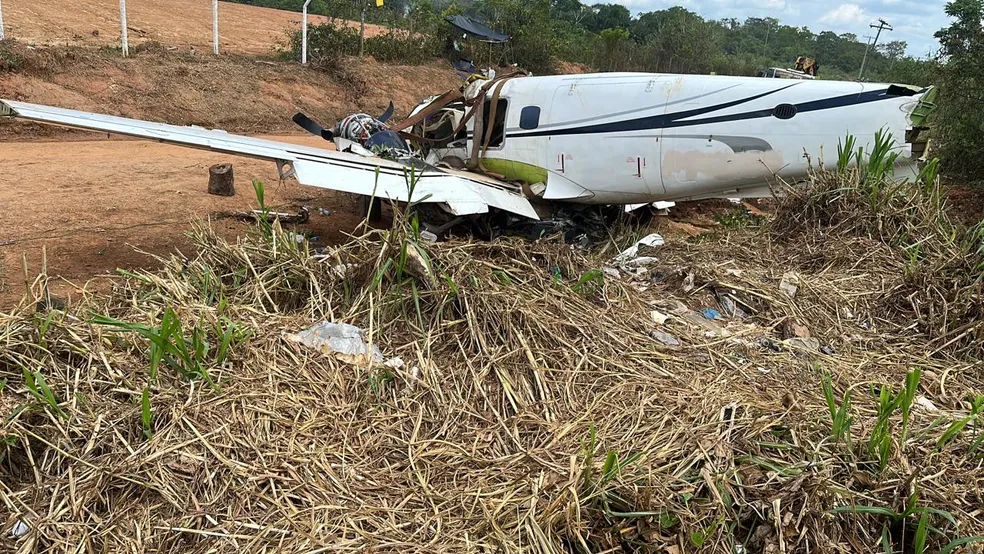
[915,396,939,412]
[779,272,799,299]
[287,322,384,364]
[650,310,669,325]
[9,519,29,539]
[784,337,820,352]
[701,308,722,320]
[650,329,680,346]
[717,295,748,318]
[612,233,665,266]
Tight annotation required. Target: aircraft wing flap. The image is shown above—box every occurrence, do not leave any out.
[1,99,539,219]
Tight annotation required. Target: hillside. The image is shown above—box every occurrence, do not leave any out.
[1,0,390,53]
[0,42,461,139]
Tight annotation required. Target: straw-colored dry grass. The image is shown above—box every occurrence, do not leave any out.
[1,177,983,553]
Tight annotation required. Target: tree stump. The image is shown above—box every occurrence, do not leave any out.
[207,163,235,196]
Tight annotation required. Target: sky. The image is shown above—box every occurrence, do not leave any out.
[617,0,950,57]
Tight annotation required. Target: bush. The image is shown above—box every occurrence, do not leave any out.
[287,19,442,67]
[0,39,25,72]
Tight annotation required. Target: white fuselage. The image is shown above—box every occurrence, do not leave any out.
[442,72,925,205]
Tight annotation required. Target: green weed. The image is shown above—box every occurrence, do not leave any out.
[91,308,229,389]
[573,268,604,295]
[938,395,984,450]
[23,368,64,418]
[141,386,154,440]
[822,372,853,448]
[833,488,984,554]
[867,369,921,472]
[581,424,659,519]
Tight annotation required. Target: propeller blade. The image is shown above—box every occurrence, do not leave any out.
[292,113,333,140]
[378,101,395,123]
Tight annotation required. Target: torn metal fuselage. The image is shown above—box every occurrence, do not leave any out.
[2,70,936,237]
[307,71,937,229]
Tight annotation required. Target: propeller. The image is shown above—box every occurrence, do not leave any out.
[378,101,395,124]
[291,113,334,141]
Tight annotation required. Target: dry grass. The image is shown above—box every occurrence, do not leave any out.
[2,179,984,553]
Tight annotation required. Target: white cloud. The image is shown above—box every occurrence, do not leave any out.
[820,3,867,24]
[619,0,945,56]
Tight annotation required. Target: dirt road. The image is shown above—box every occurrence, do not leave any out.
[0,134,362,308]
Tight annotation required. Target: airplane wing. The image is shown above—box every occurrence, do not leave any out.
[0,100,539,220]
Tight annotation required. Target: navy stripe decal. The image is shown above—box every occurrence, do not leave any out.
[505,87,895,139]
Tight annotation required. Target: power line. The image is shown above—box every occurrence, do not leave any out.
[859,18,892,81]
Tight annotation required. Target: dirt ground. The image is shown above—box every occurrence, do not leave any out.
[0,133,363,308]
[2,0,390,53]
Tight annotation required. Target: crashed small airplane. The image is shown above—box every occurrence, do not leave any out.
[0,71,937,233]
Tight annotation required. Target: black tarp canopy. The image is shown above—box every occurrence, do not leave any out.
[444,15,510,43]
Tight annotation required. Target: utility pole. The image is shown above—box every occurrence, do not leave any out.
[212,0,219,55]
[302,0,311,64]
[858,18,892,81]
[0,0,6,41]
[359,0,366,58]
[119,0,129,57]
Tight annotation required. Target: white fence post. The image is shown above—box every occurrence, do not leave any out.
[302,0,311,64]
[119,0,129,57]
[212,0,219,55]
[0,0,6,41]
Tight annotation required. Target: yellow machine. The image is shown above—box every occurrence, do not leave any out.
[794,56,818,77]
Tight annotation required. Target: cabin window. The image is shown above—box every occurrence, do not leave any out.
[480,98,508,148]
[520,106,541,130]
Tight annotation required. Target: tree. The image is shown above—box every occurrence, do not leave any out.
[585,3,630,32]
[878,40,907,61]
[933,0,984,179]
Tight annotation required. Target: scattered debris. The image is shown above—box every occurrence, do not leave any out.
[717,294,749,318]
[9,519,29,539]
[650,310,669,325]
[680,310,730,337]
[682,272,695,292]
[758,337,783,352]
[915,396,940,412]
[384,357,405,371]
[229,207,310,225]
[783,336,820,353]
[700,308,722,320]
[612,233,664,267]
[286,322,384,365]
[779,272,800,299]
[650,329,681,346]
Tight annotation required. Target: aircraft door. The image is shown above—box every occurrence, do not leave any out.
[544,76,666,203]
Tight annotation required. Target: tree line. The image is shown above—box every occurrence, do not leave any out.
[228,0,934,84]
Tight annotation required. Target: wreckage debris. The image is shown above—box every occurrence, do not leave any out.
[227,207,310,225]
[612,233,665,268]
[779,272,799,299]
[286,322,384,365]
[650,329,681,347]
